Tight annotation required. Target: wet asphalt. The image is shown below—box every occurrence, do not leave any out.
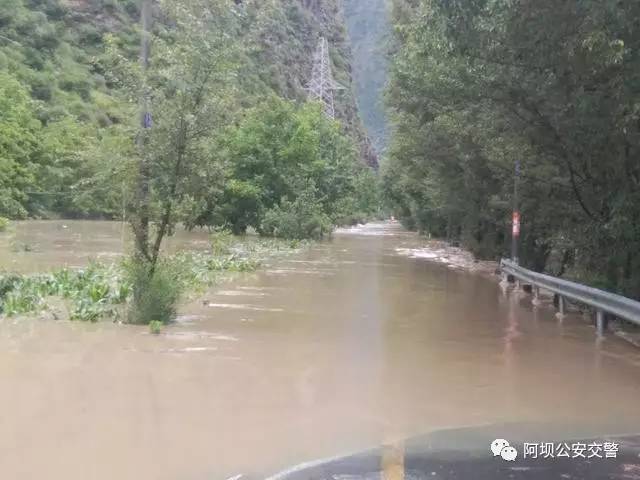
[262,424,640,480]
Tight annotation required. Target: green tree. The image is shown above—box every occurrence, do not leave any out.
[0,71,40,218]
[384,0,640,297]
[127,0,238,265]
[219,97,376,237]
[103,0,240,323]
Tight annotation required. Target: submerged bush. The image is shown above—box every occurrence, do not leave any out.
[0,217,8,231]
[0,235,304,322]
[0,274,22,298]
[64,263,129,322]
[126,259,183,325]
[2,282,44,315]
[170,250,261,294]
[210,228,234,256]
[0,274,61,315]
[260,191,331,240]
[0,264,129,320]
[149,320,163,335]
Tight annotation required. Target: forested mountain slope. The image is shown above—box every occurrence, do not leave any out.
[343,0,389,153]
[383,0,640,298]
[240,0,378,167]
[0,0,378,221]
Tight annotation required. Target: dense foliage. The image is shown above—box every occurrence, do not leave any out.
[0,0,379,232]
[0,0,137,218]
[207,98,378,238]
[383,0,640,298]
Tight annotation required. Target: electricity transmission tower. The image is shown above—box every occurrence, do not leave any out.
[307,37,343,119]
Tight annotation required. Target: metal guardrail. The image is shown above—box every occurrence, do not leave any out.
[500,259,640,335]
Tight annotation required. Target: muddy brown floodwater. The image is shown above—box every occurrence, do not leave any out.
[1,221,640,480]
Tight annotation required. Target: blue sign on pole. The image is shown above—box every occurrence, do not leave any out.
[143,112,153,129]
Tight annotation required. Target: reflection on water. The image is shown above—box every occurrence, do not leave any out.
[381,443,405,480]
[1,222,640,480]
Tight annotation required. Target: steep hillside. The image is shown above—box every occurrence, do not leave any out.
[0,0,375,161]
[0,0,137,126]
[343,0,390,153]
[239,0,379,167]
[0,0,378,219]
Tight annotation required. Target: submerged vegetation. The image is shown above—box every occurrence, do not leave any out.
[0,0,382,324]
[0,263,128,320]
[0,233,306,324]
[149,320,163,335]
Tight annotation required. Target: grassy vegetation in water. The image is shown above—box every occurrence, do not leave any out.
[0,233,305,323]
[149,320,163,335]
[0,263,128,321]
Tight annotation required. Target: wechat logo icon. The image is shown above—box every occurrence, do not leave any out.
[491,438,518,461]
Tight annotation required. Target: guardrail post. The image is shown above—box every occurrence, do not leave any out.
[558,296,565,315]
[533,286,541,306]
[596,310,606,336]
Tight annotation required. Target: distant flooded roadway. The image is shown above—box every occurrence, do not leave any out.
[2,221,640,479]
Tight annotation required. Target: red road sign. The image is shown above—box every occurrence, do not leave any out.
[512,211,521,236]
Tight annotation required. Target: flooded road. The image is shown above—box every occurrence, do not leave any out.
[2,222,640,479]
[0,220,211,273]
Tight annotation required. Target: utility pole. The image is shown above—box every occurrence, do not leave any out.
[135,0,153,262]
[511,158,521,264]
[306,37,343,120]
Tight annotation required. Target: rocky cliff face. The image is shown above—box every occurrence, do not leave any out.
[242,0,379,167]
